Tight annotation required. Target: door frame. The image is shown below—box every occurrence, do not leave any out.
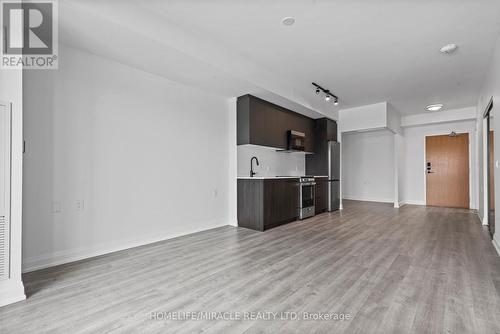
[423,131,473,208]
[483,97,494,226]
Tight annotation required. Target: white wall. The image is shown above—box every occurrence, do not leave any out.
[22,45,232,272]
[401,107,477,127]
[342,130,395,203]
[387,104,402,134]
[403,120,478,208]
[0,69,25,306]
[339,102,387,133]
[237,145,305,177]
[227,98,238,227]
[477,31,500,253]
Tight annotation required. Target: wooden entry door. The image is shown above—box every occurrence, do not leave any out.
[426,133,469,208]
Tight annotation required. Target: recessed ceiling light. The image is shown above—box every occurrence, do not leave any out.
[426,104,444,112]
[282,17,295,26]
[440,43,458,54]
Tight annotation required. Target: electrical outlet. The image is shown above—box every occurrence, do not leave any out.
[76,200,84,211]
[52,201,61,213]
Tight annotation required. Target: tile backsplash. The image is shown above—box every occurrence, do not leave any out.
[237,145,306,177]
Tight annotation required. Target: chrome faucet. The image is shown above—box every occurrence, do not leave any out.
[250,156,259,177]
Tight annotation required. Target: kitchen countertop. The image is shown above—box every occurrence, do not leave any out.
[237,175,328,180]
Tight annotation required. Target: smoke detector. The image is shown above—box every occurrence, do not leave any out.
[440,44,458,54]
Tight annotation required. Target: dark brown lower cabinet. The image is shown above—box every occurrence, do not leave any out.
[315,177,328,215]
[238,178,300,231]
[264,179,300,230]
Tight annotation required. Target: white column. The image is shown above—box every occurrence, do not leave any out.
[393,133,404,208]
[0,69,25,306]
[227,98,238,226]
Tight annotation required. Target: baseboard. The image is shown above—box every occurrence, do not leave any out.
[22,219,228,273]
[493,237,500,257]
[401,200,426,206]
[0,279,26,308]
[342,195,394,204]
[394,201,406,208]
[479,212,488,226]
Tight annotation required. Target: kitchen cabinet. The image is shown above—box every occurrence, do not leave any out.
[324,118,338,142]
[237,178,300,231]
[264,179,300,229]
[237,95,315,152]
[314,177,328,215]
[306,117,338,176]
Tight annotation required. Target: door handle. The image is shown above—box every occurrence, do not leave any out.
[426,162,434,173]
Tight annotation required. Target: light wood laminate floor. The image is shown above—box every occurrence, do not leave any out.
[1,200,500,333]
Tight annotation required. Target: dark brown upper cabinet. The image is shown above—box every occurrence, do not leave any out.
[237,95,315,152]
[306,118,338,176]
[324,118,338,142]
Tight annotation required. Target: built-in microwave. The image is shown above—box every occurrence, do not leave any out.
[287,130,305,151]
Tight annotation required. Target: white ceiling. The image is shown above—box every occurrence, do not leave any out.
[60,0,500,116]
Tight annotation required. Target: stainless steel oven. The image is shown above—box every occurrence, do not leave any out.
[299,177,315,219]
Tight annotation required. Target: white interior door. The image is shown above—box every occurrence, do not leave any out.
[0,102,11,280]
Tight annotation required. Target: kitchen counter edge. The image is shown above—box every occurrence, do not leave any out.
[237,176,328,180]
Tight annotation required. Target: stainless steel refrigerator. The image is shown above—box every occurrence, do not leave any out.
[328,141,340,211]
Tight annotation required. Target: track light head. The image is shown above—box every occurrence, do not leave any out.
[312,83,338,107]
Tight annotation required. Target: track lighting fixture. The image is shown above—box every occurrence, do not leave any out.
[312,82,339,106]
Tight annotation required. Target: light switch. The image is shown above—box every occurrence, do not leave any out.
[52,201,61,213]
[496,160,499,168]
[76,200,84,211]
